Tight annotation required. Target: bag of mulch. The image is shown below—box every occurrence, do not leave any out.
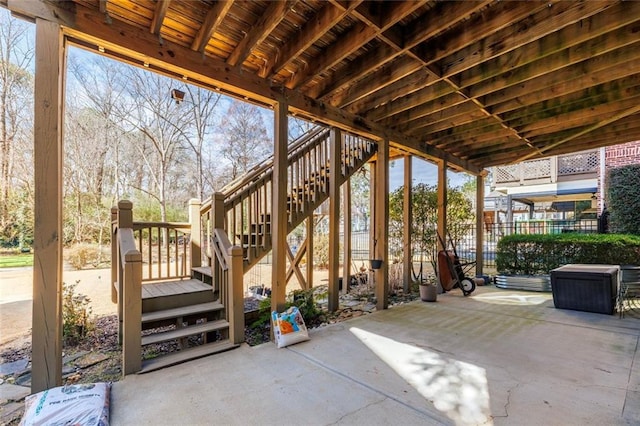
[271,306,310,348]
[20,382,111,426]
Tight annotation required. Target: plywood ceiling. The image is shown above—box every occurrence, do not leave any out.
[6,0,640,175]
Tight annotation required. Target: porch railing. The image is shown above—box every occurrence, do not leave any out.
[130,221,191,282]
[493,149,599,185]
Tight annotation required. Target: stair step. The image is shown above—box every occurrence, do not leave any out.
[142,319,229,346]
[139,340,239,374]
[142,279,215,312]
[141,301,224,324]
[192,266,212,277]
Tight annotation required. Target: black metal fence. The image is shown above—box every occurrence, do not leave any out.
[246,219,600,288]
[448,219,599,270]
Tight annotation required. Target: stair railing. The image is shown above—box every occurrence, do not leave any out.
[200,126,376,269]
[210,227,244,344]
[111,200,143,375]
[199,126,332,266]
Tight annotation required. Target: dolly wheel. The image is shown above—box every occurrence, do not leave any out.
[461,278,476,296]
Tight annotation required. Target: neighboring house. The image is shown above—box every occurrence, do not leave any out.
[488,141,640,226]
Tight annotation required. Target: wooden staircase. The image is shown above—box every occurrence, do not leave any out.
[113,126,375,375]
[137,272,238,373]
[202,126,377,272]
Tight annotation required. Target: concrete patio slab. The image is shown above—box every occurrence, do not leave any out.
[111,287,640,425]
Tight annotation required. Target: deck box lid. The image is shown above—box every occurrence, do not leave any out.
[551,264,619,275]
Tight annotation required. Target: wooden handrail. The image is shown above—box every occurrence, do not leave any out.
[211,227,244,344]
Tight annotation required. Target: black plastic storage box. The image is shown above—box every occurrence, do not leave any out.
[550,264,619,315]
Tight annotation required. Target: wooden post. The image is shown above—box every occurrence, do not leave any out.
[369,161,376,289]
[475,174,485,277]
[328,128,341,311]
[121,229,142,375]
[212,192,225,295]
[31,18,65,393]
[228,245,245,344]
[189,198,202,269]
[403,155,413,292]
[374,140,389,310]
[111,205,118,304]
[306,217,314,288]
[506,194,513,235]
[117,200,133,343]
[437,159,448,251]
[271,101,288,313]
[342,178,351,294]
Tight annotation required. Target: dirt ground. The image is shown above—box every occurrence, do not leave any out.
[0,263,363,348]
[1,266,116,347]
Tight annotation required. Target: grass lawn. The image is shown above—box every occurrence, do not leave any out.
[0,253,33,268]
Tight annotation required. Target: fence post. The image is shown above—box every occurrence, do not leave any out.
[189,198,202,269]
[111,205,118,304]
[228,245,245,345]
[122,242,142,375]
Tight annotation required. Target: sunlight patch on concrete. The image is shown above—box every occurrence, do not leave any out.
[472,292,551,306]
[350,327,492,425]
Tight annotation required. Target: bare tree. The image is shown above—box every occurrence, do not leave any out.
[219,100,271,180]
[0,10,33,244]
[178,84,222,200]
[67,52,129,204]
[117,68,192,221]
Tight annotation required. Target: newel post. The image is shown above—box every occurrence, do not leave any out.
[189,198,202,269]
[122,239,142,375]
[117,200,133,344]
[228,245,245,344]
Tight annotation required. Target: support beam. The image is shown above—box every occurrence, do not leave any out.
[212,192,225,294]
[374,141,389,310]
[306,217,314,288]
[437,159,447,252]
[189,198,202,268]
[31,18,65,393]
[328,128,341,311]
[369,160,376,285]
[403,155,413,292]
[271,102,288,313]
[5,0,482,175]
[475,174,485,277]
[506,194,513,235]
[342,178,352,294]
[285,243,307,288]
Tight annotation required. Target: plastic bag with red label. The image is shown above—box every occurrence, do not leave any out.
[271,306,310,348]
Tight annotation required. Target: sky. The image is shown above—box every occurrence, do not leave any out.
[388,157,469,191]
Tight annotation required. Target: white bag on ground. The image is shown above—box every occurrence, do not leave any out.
[272,306,310,348]
[20,382,111,426]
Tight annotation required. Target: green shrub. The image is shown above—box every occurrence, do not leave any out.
[607,164,640,235]
[249,286,327,330]
[496,233,640,275]
[65,243,107,269]
[63,280,94,345]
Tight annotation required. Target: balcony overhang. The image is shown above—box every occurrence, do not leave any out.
[495,179,598,203]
